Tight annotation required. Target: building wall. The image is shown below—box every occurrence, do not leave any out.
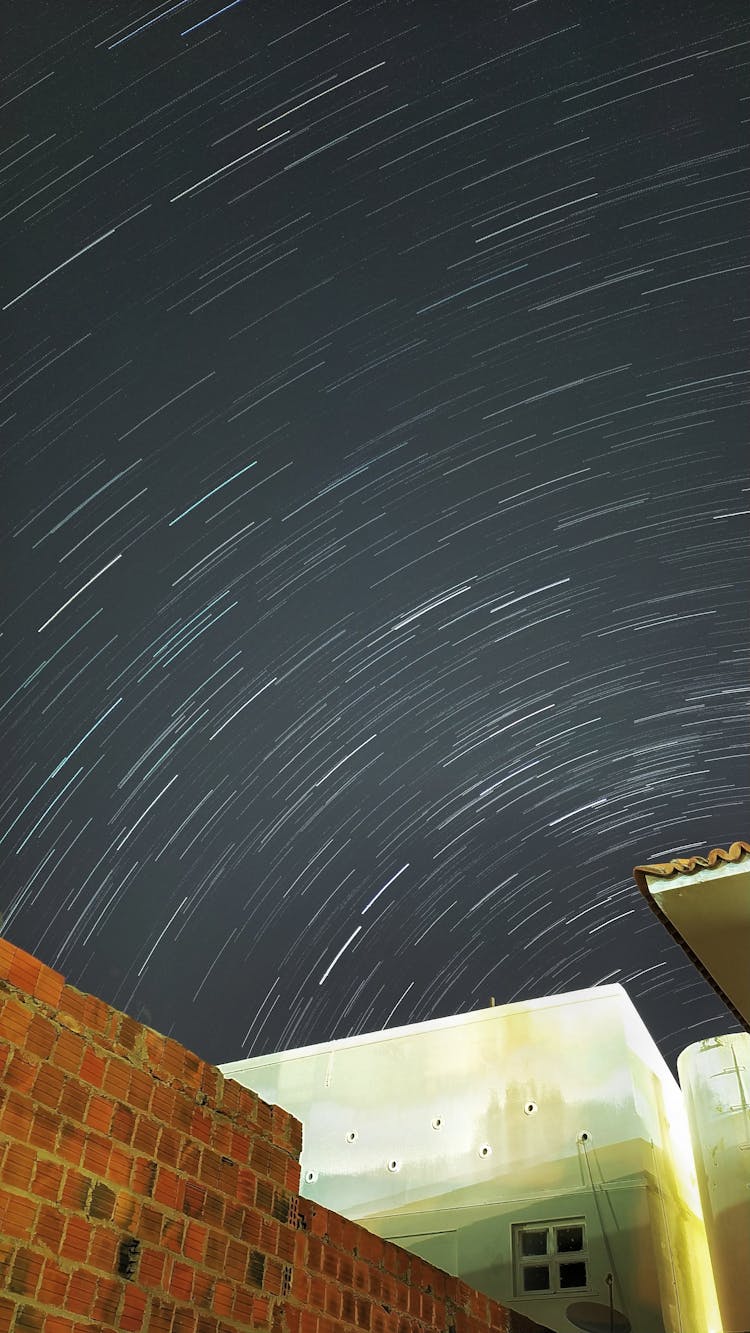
[222,986,721,1333]
[0,937,542,1333]
[678,1034,750,1333]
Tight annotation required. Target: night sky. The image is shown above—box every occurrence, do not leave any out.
[2,1,748,1073]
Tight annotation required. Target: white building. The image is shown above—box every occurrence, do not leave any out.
[221,841,749,1333]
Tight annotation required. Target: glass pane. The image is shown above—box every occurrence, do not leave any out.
[559,1260,587,1289]
[521,1229,548,1257]
[556,1225,584,1253]
[522,1264,550,1292]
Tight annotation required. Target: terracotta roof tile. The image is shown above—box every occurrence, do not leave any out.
[633,839,750,879]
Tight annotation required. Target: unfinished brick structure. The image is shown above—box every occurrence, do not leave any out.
[0,939,543,1333]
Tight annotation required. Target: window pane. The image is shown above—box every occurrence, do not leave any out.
[521,1229,548,1257]
[556,1225,584,1253]
[522,1264,550,1292]
[559,1260,587,1289]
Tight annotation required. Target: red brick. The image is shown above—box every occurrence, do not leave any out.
[209,1118,232,1157]
[144,1028,166,1066]
[59,987,87,1026]
[59,1079,89,1122]
[153,1165,184,1210]
[183,1178,206,1218]
[212,1279,233,1317]
[33,965,65,1006]
[8,1247,43,1297]
[35,1205,64,1253]
[168,1259,194,1301]
[53,1028,85,1074]
[309,1275,327,1311]
[131,1156,157,1198]
[29,1106,58,1153]
[0,1190,36,1240]
[0,939,17,979]
[0,1092,33,1142]
[225,1238,247,1282]
[192,1272,215,1311]
[30,1157,63,1202]
[184,1220,207,1262]
[81,993,113,1037]
[171,1093,195,1133]
[7,951,42,997]
[121,1285,147,1332]
[0,1239,13,1282]
[58,1123,86,1165]
[38,1319,75,1333]
[191,1108,212,1144]
[160,1038,186,1080]
[60,1166,91,1211]
[218,1080,242,1116]
[200,1149,223,1190]
[229,1128,252,1163]
[6,1052,38,1095]
[253,1299,275,1332]
[37,1257,68,1306]
[110,1101,136,1144]
[232,1287,254,1325]
[205,1231,227,1273]
[161,1217,185,1254]
[156,1125,181,1168]
[287,1307,308,1333]
[108,1144,132,1187]
[79,1048,105,1088]
[88,1226,118,1272]
[103,1058,132,1101]
[81,1133,110,1176]
[150,1300,176,1333]
[128,1069,153,1111]
[91,1274,122,1323]
[173,1309,198,1333]
[60,1216,92,1263]
[139,1204,163,1242]
[151,1084,175,1125]
[236,1166,256,1206]
[139,1246,166,1291]
[27,1013,58,1061]
[113,1191,140,1234]
[84,1093,113,1133]
[11,1304,42,1332]
[32,1063,65,1109]
[133,1116,159,1155]
[178,1140,201,1177]
[1,1142,35,1190]
[88,1181,116,1221]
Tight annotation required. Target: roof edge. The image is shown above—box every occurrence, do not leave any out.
[633,839,750,879]
[633,839,750,1036]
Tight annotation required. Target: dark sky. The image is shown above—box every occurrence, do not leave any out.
[2,0,747,1071]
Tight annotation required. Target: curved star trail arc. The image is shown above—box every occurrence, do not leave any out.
[1,0,747,1068]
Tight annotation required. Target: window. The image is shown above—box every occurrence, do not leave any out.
[512,1219,588,1296]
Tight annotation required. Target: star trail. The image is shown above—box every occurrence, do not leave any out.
[2,0,747,1069]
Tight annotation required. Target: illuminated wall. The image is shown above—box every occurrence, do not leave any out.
[223,985,721,1333]
[678,1034,750,1333]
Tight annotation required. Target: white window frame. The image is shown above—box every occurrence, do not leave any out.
[512,1217,589,1297]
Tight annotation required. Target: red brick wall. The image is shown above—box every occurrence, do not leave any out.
[0,938,542,1333]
